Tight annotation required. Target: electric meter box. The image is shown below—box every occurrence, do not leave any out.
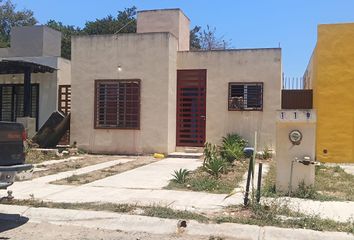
[275,110,316,192]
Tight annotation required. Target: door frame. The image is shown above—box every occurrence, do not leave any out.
[176,69,207,147]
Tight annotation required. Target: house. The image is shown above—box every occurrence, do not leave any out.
[304,23,354,163]
[0,26,71,138]
[71,9,282,154]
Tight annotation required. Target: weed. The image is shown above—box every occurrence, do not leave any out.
[66,174,79,183]
[259,146,273,160]
[209,237,224,240]
[171,168,190,184]
[292,181,317,199]
[25,149,61,164]
[217,201,354,234]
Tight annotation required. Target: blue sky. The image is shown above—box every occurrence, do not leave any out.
[12,0,354,77]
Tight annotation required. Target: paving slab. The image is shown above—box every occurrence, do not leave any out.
[263,226,354,240]
[88,158,201,189]
[0,204,353,240]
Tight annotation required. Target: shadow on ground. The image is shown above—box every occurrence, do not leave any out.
[0,214,29,235]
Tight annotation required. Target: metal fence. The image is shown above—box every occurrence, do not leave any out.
[282,75,305,90]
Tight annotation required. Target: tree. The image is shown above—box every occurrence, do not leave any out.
[83,7,137,35]
[192,25,232,50]
[190,26,201,50]
[46,20,82,59]
[46,7,137,59]
[0,0,37,47]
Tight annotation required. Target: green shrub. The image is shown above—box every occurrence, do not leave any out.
[203,142,219,165]
[171,168,190,184]
[293,181,317,199]
[189,176,219,192]
[220,133,247,162]
[204,157,226,178]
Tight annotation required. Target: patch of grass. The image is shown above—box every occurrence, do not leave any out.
[0,199,135,213]
[143,205,209,223]
[315,164,354,201]
[217,202,354,234]
[166,161,248,194]
[262,161,354,201]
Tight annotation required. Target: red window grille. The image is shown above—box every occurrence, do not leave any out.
[94,80,140,129]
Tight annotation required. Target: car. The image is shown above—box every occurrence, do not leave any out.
[0,122,32,190]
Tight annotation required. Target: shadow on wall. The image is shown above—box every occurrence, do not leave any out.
[0,213,29,234]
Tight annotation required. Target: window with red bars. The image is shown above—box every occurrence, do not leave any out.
[95,80,140,129]
[228,82,263,111]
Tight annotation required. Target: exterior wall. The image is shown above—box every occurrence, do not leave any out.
[177,49,282,149]
[57,58,72,85]
[71,33,178,154]
[308,23,354,163]
[177,11,190,51]
[137,9,190,51]
[9,26,61,57]
[0,48,9,57]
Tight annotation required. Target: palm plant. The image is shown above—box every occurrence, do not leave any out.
[204,157,226,178]
[220,133,247,162]
[171,168,190,184]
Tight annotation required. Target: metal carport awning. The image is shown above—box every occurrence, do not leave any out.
[0,60,56,117]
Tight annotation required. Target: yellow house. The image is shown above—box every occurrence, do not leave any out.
[304,23,354,163]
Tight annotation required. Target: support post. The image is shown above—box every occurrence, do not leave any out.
[244,155,253,206]
[256,163,263,203]
[23,68,31,117]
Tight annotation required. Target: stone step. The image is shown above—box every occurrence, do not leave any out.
[175,146,204,153]
[168,152,203,159]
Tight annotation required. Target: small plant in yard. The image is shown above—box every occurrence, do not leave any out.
[171,168,190,184]
[259,146,273,160]
[203,142,219,165]
[292,181,317,199]
[203,157,226,178]
[66,174,79,183]
[220,133,247,162]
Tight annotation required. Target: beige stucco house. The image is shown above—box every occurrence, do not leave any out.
[71,9,281,154]
[0,26,71,137]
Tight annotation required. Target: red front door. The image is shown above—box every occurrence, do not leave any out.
[176,69,206,147]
